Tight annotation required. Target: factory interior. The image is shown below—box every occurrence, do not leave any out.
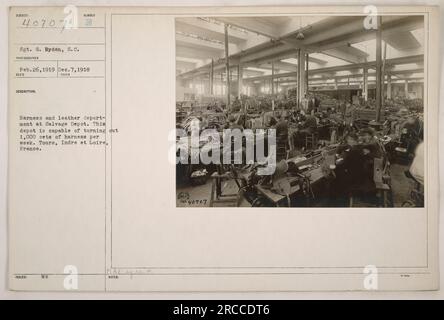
[175,15,425,208]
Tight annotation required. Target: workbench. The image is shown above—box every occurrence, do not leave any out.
[255,146,339,206]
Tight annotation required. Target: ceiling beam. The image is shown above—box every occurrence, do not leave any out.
[276,16,324,38]
[256,61,298,72]
[310,68,423,81]
[176,60,197,70]
[312,16,423,52]
[176,45,222,60]
[322,46,368,64]
[308,56,328,65]
[242,54,423,82]
[384,31,421,50]
[176,18,249,44]
[213,17,279,39]
[176,33,225,51]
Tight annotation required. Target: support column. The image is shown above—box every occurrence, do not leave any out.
[375,16,382,122]
[381,40,387,110]
[209,59,214,95]
[220,73,223,96]
[224,24,230,108]
[387,74,392,99]
[271,62,275,95]
[237,64,243,98]
[297,49,307,108]
[363,67,368,101]
[305,53,309,93]
[404,80,409,97]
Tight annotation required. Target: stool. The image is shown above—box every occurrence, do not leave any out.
[305,133,318,149]
[276,135,289,161]
[209,165,244,207]
[373,158,392,207]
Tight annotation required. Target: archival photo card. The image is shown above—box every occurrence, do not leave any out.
[7,5,440,292]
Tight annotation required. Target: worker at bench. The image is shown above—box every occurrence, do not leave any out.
[332,132,379,206]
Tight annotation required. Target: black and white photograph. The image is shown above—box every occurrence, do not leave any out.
[176,15,425,208]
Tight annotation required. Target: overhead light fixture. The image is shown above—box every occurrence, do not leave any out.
[295,17,307,40]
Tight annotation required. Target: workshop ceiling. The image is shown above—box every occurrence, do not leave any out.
[176,15,424,83]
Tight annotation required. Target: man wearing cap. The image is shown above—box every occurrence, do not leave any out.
[359,127,382,158]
